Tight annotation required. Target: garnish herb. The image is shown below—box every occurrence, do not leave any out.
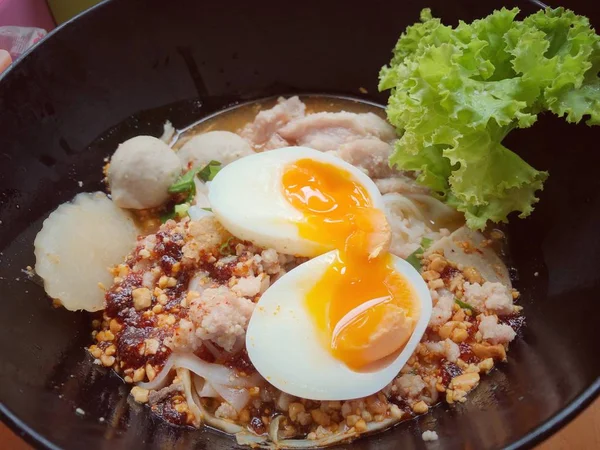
[168,169,198,194]
[160,209,177,223]
[406,250,422,271]
[455,298,477,313]
[197,160,222,182]
[421,237,433,250]
[164,161,221,221]
[168,160,222,195]
[406,237,434,271]
[174,203,190,218]
[219,237,234,256]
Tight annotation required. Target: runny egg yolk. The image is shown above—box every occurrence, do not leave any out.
[282,159,419,370]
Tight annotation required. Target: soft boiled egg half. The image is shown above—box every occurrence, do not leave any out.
[209,146,432,400]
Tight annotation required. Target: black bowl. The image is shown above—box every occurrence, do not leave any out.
[0,0,598,448]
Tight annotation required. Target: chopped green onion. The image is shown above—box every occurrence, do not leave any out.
[421,237,433,250]
[219,237,234,256]
[197,160,222,182]
[201,207,212,212]
[184,190,195,203]
[161,200,193,223]
[406,247,424,271]
[168,169,198,194]
[174,203,190,218]
[160,209,177,223]
[406,237,435,271]
[455,298,476,313]
[168,160,222,195]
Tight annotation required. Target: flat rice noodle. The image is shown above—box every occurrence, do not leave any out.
[138,354,176,390]
[194,375,219,397]
[382,193,431,258]
[175,353,256,387]
[268,415,285,444]
[233,337,246,354]
[236,416,397,448]
[202,340,224,359]
[235,433,268,447]
[138,353,257,391]
[382,192,462,234]
[178,367,203,426]
[195,374,251,413]
[191,388,245,434]
[383,192,424,221]
[426,226,511,287]
[212,384,251,413]
[404,193,463,232]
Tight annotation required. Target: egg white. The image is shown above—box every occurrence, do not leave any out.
[208,146,384,257]
[245,250,433,400]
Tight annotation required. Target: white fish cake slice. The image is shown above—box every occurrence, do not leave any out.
[34,192,139,311]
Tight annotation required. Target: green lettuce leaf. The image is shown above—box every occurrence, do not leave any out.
[379,7,600,229]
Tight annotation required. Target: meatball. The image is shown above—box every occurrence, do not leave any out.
[108,136,182,209]
[177,131,254,170]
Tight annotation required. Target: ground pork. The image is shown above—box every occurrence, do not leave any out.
[394,374,427,398]
[232,274,269,297]
[252,248,306,279]
[168,318,198,351]
[188,286,255,351]
[429,291,454,327]
[142,270,157,289]
[215,402,238,420]
[424,338,460,363]
[258,248,281,274]
[463,281,514,315]
[183,217,232,262]
[478,315,516,344]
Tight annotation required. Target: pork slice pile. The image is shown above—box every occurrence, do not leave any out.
[240,96,407,184]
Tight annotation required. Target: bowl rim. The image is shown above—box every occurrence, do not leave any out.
[2,381,599,449]
[0,0,599,448]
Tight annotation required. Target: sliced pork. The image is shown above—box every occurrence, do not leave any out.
[240,96,306,150]
[278,111,395,152]
[375,177,429,195]
[335,138,395,179]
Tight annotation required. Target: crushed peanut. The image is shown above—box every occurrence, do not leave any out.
[450,373,480,392]
[412,401,429,414]
[132,287,152,310]
[131,386,149,403]
[354,419,367,432]
[146,364,156,381]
